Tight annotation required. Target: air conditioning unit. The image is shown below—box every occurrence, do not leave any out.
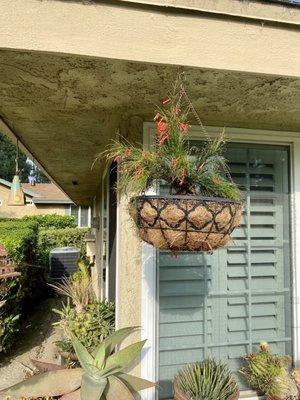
[49,247,80,281]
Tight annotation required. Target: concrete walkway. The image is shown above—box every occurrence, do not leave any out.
[0,297,63,394]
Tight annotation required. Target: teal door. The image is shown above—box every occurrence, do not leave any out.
[158,143,292,399]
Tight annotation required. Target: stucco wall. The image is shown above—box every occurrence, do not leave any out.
[0,185,67,218]
[91,118,143,374]
[0,0,299,78]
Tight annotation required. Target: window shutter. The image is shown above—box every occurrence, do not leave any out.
[158,144,292,399]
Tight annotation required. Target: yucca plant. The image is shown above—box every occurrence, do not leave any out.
[3,327,155,400]
[174,359,239,400]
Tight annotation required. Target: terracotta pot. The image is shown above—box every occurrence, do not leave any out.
[129,195,242,252]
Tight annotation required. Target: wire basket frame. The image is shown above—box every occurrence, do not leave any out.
[129,195,243,252]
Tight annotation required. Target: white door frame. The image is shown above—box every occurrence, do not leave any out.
[140,122,300,400]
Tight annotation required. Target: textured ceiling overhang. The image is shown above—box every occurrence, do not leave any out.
[0,50,300,204]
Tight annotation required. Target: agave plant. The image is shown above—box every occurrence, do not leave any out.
[3,327,155,400]
[174,359,239,400]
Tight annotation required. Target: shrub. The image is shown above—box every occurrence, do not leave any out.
[0,220,38,264]
[0,284,20,353]
[0,219,42,352]
[0,218,88,352]
[36,227,88,267]
[22,214,76,229]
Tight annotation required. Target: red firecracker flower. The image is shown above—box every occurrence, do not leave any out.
[163,98,171,105]
[153,113,161,122]
[157,121,168,133]
[179,123,190,133]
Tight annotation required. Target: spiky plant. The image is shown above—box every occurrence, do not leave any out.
[53,298,115,353]
[95,79,240,200]
[174,359,238,400]
[3,327,155,400]
[240,342,298,399]
[49,259,92,314]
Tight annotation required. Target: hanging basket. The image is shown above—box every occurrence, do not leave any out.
[129,195,243,252]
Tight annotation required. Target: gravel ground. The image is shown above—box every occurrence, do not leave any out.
[0,297,63,395]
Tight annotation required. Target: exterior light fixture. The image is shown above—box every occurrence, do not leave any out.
[8,140,25,206]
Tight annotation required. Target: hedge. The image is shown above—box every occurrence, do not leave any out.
[0,219,38,264]
[0,219,42,352]
[36,227,88,267]
[0,216,88,352]
[22,214,76,230]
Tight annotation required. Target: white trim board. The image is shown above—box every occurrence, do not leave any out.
[140,123,300,400]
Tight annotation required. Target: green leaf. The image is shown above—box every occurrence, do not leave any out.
[93,364,123,380]
[94,342,106,369]
[117,373,156,392]
[71,335,95,373]
[80,373,107,400]
[105,376,135,400]
[94,327,139,367]
[105,340,146,371]
[5,368,83,398]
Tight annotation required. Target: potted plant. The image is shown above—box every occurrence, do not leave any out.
[98,79,242,252]
[50,260,115,362]
[173,359,239,400]
[240,342,299,400]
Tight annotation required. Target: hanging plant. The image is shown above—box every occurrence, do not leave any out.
[96,77,242,252]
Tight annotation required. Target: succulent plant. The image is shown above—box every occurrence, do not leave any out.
[53,298,115,354]
[3,327,155,400]
[174,359,239,400]
[49,266,91,314]
[240,342,298,400]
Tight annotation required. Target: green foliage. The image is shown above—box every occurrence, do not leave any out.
[240,342,294,398]
[53,299,115,354]
[5,327,155,400]
[51,263,114,354]
[36,227,88,267]
[0,219,62,352]
[0,300,19,353]
[0,219,38,264]
[0,218,88,354]
[22,214,76,229]
[97,80,240,200]
[174,359,238,400]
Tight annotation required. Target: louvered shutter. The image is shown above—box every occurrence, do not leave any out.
[158,144,292,399]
